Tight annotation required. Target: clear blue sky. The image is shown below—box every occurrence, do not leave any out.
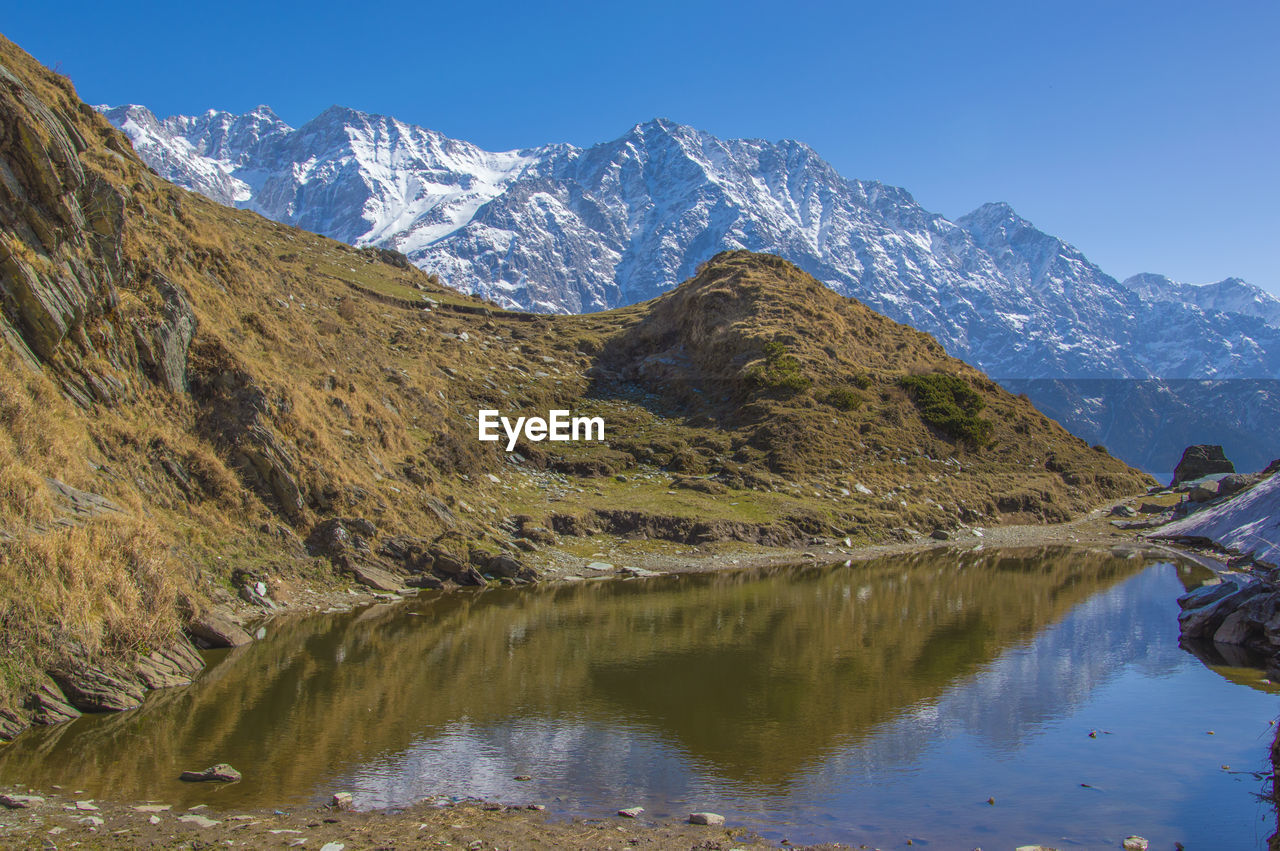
[5,1,1278,293]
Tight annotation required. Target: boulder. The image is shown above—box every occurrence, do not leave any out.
[309,518,352,556]
[1172,445,1235,486]
[346,517,377,538]
[343,559,404,593]
[1178,580,1237,611]
[407,574,445,590]
[378,535,431,570]
[1213,609,1256,646]
[1109,504,1137,517]
[179,763,242,782]
[688,812,725,826]
[430,549,468,575]
[1178,583,1266,640]
[239,581,275,609]
[0,794,44,809]
[457,566,488,587]
[1218,474,1251,496]
[489,553,525,578]
[1213,592,1279,646]
[188,610,253,648]
[1189,481,1221,503]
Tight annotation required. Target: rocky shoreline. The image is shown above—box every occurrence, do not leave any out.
[0,498,1251,851]
[0,496,1180,746]
[0,786,810,850]
[1130,446,1280,671]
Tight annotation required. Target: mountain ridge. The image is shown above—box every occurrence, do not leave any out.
[102,102,1280,381]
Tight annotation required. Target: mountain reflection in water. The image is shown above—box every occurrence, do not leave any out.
[2,547,1275,848]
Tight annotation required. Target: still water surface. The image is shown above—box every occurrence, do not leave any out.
[2,547,1277,848]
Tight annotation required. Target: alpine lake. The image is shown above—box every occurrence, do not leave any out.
[2,546,1276,849]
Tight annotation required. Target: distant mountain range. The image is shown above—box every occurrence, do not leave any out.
[101,103,1280,472]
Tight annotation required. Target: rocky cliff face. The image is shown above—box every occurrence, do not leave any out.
[2,64,124,373]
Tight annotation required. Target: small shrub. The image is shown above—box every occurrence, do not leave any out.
[823,387,864,411]
[899,373,993,446]
[746,340,812,394]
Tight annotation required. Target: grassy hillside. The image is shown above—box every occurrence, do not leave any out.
[0,33,1151,735]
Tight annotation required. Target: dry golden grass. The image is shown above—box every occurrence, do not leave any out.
[0,515,194,705]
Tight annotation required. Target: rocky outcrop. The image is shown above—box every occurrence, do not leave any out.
[0,636,207,742]
[44,477,122,521]
[1172,444,1235,486]
[233,423,305,520]
[24,678,80,724]
[0,64,118,365]
[1178,578,1280,657]
[179,763,242,783]
[48,663,146,712]
[133,274,196,393]
[133,641,204,689]
[342,560,404,593]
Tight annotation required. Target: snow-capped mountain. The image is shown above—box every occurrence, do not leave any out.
[100,104,1279,382]
[100,103,1280,472]
[1122,273,1280,330]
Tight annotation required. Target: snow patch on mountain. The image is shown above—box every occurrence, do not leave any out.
[1154,469,1280,566]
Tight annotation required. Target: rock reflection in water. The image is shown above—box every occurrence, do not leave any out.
[2,547,1273,849]
[0,547,1144,806]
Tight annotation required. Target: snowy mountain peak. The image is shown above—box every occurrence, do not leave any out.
[100,103,1280,382]
[1123,273,1280,329]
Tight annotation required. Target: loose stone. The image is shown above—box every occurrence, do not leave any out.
[0,794,43,809]
[179,763,242,782]
[688,812,725,826]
